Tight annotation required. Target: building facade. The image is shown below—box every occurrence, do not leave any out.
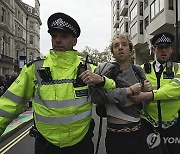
[0,0,41,75]
[111,0,180,64]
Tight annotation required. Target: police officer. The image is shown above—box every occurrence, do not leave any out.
[0,12,115,154]
[139,32,180,154]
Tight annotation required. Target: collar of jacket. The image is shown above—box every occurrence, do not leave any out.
[48,50,80,68]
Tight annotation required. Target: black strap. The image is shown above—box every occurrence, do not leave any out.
[132,65,146,87]
[153,62,163,129]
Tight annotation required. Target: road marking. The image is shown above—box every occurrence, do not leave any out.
[0,126,32,154]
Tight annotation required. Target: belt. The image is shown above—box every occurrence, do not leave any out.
[107,122,141,133]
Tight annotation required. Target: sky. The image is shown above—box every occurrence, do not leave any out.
[22,0,112,55]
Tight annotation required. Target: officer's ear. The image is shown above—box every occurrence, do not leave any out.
[152,46,156,54]
[170,45,174,53]
[73,38,77,46]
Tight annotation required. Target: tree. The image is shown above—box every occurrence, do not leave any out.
[78,46,112,65]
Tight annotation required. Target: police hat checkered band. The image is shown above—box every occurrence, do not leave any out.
[50,18,77,36]
[155,34,172,45]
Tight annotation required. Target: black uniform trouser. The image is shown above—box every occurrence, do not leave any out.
[34,119,95,154]
[105,122,151,154]
[142,118,180,154]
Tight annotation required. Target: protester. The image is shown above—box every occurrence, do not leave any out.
[0,12,115,154]
[93,34,152,154]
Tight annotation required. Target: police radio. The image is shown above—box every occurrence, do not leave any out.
[73,55,88,87]
[144,62,151,74]
[163,60,174,79]
[37,67,52,82]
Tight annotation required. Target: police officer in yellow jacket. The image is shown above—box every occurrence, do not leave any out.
[138,32,180,154]
[0,12,115,154]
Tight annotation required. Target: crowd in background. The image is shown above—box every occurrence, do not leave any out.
[0,71,19,97]
[0,72,31,111]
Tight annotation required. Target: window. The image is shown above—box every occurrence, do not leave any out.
[144,16,149,28]
[124,11,128,17]
[113,3,117,13]
[150,0,164,19]
[120,24,125,33]
[7,37,10,56]
[125,0,128,5]
[140,20,143,34]
[120,0,128,9]
[1,8,6,23]
[130,22,137,37]
[29,21,34,29]
[117,12,120,20]
[155,0,159,15]
[15,8,17,18]
[18,11,20,19]
[120,0,124,10]
[117,1,119,9]
[1,36,5,54]
[15,24,17,36]
[169,0,173,10]
[125,22,128,32]
[139,2,143,16]
[160,0,164,11]
[20,14,23,23]
[144,0,148,9]
[130,4,137,21]
[29,35,34,44]
[17,27,20,36]
[7,12,10,25]
[150,3,155,19]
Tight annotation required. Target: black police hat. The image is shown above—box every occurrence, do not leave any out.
[151,32,174,46]
[47,12,81,38]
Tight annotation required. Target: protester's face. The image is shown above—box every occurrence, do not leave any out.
[153,44,173,64]
[51,31,77,52]
[112,38,132,63]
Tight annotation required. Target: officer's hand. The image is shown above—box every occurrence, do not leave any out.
[129,92,153,103]
[143,80,152,92]
[79,70,103,85]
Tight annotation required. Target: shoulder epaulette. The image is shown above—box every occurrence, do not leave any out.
[26,56,45,67]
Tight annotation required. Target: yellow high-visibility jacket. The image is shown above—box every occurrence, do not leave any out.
[141,61,180,128]
[0,50,115,147]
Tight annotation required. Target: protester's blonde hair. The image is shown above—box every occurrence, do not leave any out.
[109,34,134,54]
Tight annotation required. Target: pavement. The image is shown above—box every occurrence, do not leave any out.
[0,109,33,142]
[0,105,106,154]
